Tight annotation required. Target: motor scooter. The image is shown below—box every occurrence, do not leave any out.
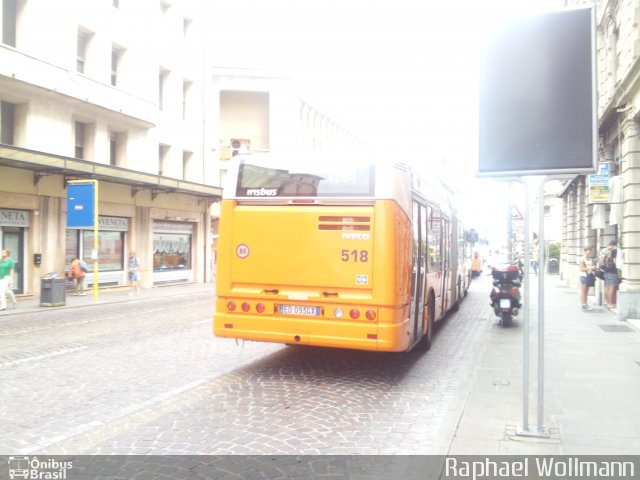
[489,263,522,327]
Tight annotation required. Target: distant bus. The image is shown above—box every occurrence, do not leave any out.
[213,154,468,352]
[470,250,484,276]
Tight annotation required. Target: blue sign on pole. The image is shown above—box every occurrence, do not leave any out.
[67,183,95,227]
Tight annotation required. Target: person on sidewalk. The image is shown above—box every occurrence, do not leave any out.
[68,258,86,296]
[128,251,141,295]
[603,240,619,308]
[579,246,595,310]
[0,248,17,310]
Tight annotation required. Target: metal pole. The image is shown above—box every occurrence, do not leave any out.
[499,178,532,436]
[505,177,530,435]
[521,180,530,431]
[93,180,99,303]
[507,183,513,261]
[515,175,579,438]
[537,178,546,434]
[596,228,602,306]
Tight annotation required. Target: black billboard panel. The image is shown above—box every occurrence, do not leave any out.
[478,7,596,177]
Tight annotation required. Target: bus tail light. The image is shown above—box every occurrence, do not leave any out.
[366,310,376,321]
[241,302,251,312]
[349,309,360,319]
[256,303,265,313]
[333,308,344,319]
[227,301,236,311]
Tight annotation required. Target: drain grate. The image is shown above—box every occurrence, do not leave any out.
[599,324,634,332]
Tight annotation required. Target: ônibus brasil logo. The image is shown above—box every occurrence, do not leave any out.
[8,456,72,480]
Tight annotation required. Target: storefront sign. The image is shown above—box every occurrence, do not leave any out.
[589,162,610,203]
[68,216,129,231]
[0,208,30,227]
[154,221,193,234]
[99,216,129,231]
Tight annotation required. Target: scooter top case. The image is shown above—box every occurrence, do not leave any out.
[490,263,520,282]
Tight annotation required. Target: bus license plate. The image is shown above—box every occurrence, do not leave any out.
[500,299,511,309]
[279,305,320,316]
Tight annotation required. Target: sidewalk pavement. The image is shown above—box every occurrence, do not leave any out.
[0,281,216,317]
[2,275,639,455]
[449,273,640,455]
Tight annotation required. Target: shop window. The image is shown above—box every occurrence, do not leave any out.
[65,229,124,271]
[65,229,80,268]
[153,233,191,271]
[82,231,123,271]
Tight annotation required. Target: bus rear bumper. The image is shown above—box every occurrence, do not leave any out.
[214,313,411,352]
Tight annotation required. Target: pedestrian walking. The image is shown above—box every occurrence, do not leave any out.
[603,240,619,308]
[128,251,141,295]
[0,248,17,310]
[68,257,86,296]
[579,246,595,310]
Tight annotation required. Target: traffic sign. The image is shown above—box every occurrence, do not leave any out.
[511,204,524,220]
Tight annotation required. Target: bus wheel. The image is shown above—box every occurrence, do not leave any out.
[452,279,461,312]
[417,296,435,350]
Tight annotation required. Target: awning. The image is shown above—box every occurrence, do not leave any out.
[0,144,222,201]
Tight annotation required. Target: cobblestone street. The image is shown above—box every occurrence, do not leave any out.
[1,279,493,455]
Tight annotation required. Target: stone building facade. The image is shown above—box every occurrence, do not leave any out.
[559,0,640,319]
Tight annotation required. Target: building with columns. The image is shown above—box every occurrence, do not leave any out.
[558,0,640,319]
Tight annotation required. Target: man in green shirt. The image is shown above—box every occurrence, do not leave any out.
[0,248,16,310]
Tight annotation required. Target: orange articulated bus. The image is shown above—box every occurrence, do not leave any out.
[213,154,467,352]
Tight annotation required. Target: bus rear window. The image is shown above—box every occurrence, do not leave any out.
[236,162,375,197]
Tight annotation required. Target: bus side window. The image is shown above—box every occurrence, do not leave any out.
[427,205,439,271]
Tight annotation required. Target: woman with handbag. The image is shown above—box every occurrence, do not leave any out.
[579,246,595,310]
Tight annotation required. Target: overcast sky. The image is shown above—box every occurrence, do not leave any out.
[208,1,561,157]
[206,0,564,238]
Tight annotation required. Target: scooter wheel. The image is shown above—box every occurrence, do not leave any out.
[501,311,512,327]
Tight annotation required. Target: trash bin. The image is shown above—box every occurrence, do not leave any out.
[40,273,66,307]
[547,258,559,274]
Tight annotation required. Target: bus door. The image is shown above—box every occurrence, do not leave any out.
[440,218,450,314]
[410,201,427,344]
